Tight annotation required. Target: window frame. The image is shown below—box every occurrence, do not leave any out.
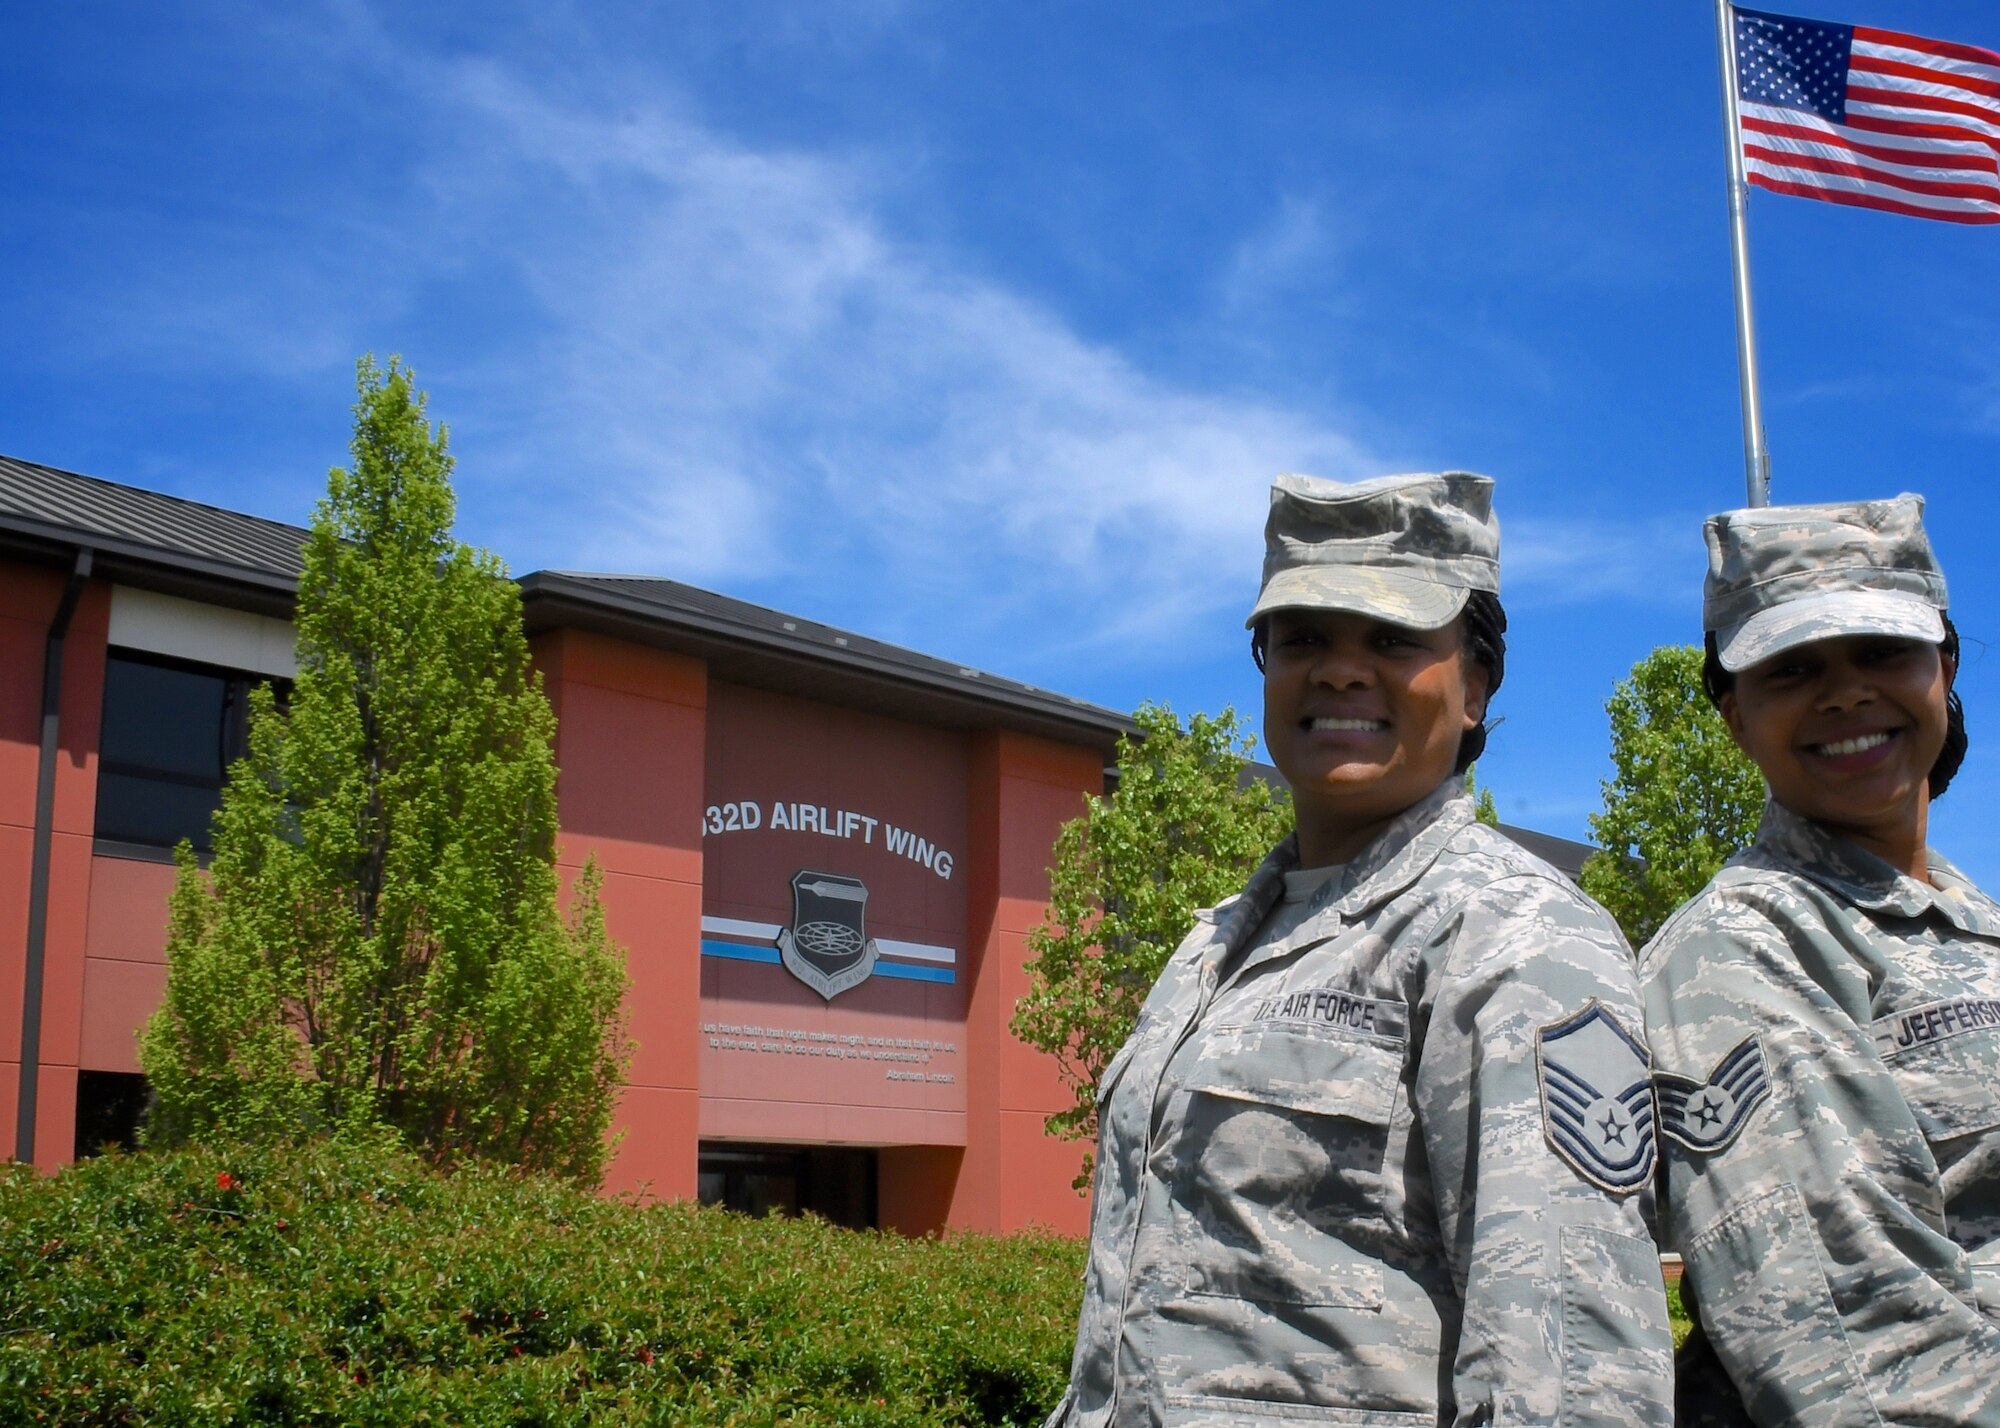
[92,647,287,862]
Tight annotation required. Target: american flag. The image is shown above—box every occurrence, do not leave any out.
[1732,5,2000,224]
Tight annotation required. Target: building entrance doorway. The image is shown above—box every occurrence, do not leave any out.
[696,1143,876,1229]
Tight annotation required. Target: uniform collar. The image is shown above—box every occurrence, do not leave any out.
[1206,778,1472,976]
[1752,798,2000,934]
[1199,833,1299,959]
[1331,778,1475,920]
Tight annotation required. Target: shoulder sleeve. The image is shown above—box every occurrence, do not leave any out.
[1644,882,2000,1427]
[1413,867,1673,1428]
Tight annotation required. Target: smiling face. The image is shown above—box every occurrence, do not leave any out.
[1720,634,1951,866]
[1262,607,1489,867]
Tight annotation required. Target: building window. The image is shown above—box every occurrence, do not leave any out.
[93,651,282,856]
[697,1143,877,1230]
[74,1071,149,1158]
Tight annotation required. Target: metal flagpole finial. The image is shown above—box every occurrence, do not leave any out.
[1716,0,1772,506]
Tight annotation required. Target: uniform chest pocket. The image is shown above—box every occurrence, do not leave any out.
[1167,1024,1405,1308]
[1883,1025,2000,1144]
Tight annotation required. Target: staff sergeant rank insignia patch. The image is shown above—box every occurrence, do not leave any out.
[1537,1002,1656,1193]
[1656,1036,1770,1154]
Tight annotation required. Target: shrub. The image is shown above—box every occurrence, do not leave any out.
[0,1140,1079,1426]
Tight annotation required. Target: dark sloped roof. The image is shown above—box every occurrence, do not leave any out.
[1492,822,1596,882]
[520,571,1137,749]
[0,454,1136,750]
[0,454,306,600]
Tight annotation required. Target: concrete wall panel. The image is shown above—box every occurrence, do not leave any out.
[83,856,177,965]
[594,870,702,1094]
[0,824,29,1064]
[33,832,95,1078]
[31,1063,75,1169]
[878,1144,963,1236]
[536,630,707,1198]
[78,956,166,1072]
[955,731,1097,1235]
[601,1083,699,1201]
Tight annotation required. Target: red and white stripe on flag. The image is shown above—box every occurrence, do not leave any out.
[1733,6,2000,224]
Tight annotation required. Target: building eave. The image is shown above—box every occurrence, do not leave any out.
[0,514,301,619]
[519,572,1136,754]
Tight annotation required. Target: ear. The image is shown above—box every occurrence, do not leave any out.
[1460,657,1491,731]
[1942,643,1958,691]
[1718,689,1749,750]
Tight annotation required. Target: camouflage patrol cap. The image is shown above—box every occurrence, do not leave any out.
[1246,471,1499,631]
[1704,494,1947,673]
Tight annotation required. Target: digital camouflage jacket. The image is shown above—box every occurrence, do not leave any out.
[1643,799,2000,1427]
[1051,781,1673,1428]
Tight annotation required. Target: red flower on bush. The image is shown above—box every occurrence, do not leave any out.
[637,1347,655,1366]
[216,1172,239,1192]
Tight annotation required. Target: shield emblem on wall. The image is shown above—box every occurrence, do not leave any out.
[776,870,879,1000]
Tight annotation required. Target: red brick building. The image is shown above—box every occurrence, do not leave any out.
[0,456,1128,1235]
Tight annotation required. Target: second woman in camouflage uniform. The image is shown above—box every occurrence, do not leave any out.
[1644,495,2000,1426]
[1048,472,1673,1428]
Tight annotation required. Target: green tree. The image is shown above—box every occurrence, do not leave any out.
[1579,645,1765,948]
[1467,762,1500,826]
[141,357,631,1183]
[1012,703,1291,1180]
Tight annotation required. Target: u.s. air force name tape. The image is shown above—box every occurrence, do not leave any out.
[1656,1036,1770,1154]
[1874,996,2000,1056]
[1536,1002,1656,1194]
[1245,984,1409,1043]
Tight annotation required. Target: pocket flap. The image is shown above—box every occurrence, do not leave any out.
[1178,1025,1401,1125]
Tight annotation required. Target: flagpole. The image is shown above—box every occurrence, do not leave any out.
[1715,0,1772,506]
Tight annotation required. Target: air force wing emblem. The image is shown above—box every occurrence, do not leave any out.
[1537,1002,1656,1194]
[776,870,879,1001]
[1657,1036,1770,1154]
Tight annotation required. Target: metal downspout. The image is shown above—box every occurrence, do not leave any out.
[15,547,93,1164]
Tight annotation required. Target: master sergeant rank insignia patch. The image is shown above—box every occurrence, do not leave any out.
[1537,1002,1657,1193]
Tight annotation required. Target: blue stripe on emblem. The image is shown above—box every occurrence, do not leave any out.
[701,938,782,964]
[700,938,954,982]
[874,962,954,983]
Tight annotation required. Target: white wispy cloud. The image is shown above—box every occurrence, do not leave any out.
[43,2,1689,670]
[391,54,1386,653]
[1219,195,1337,315]
[1502,513,1703,608]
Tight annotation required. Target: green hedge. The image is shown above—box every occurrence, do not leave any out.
[1,1140,1696,1425]
[0,1141,1080,1427]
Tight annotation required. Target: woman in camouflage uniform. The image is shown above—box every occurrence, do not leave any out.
[1048,472,1672,1428]
[1643,495,2000,1426]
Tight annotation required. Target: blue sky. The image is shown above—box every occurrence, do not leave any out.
[7,1,2000,875]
